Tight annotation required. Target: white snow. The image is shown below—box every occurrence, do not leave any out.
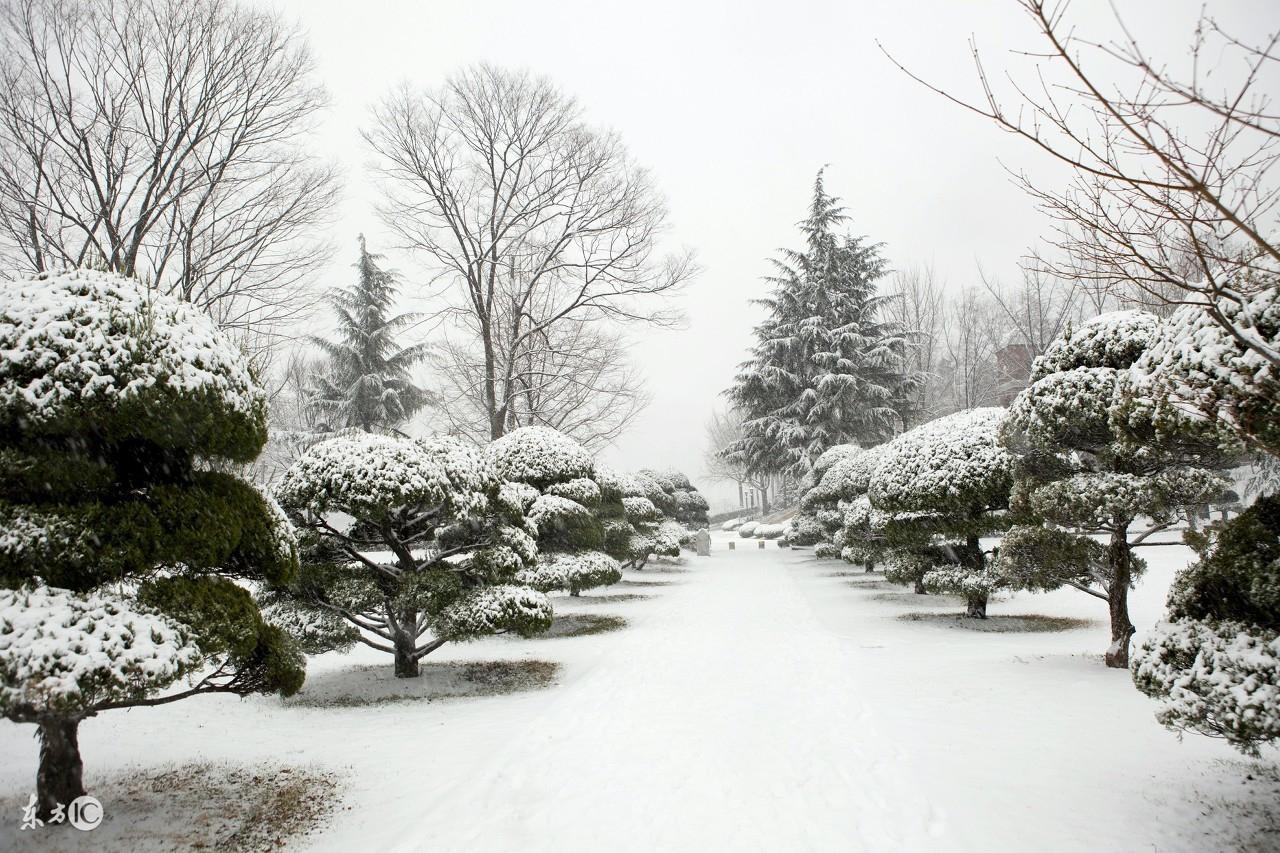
[0,538,1274,851]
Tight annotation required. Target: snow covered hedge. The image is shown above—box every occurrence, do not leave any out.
[487,425,595,488]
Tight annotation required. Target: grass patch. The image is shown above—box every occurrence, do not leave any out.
[0,762,342,853]
[845,579,900,591]
[571,592,651,604]
[283,659,560,708]
[899,613,1096,632]
[872,591,967,608]
[619,579,677,587]
[531,613,628,638]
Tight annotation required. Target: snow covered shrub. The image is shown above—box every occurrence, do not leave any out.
[0,269,305,818]
[721,519,744,531]
[738,521,761,538]
[792,446,866,547]
[1133,494,1280,755]
[868,408,1013,616]
[756,523,787,540]
[490,427,622,595]
[272,433,551,677]
[1127,283,1280,458]
[1000,311,1231,666]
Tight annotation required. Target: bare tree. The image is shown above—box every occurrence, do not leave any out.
[432,315,650,450]
[0,0,338,345]
[703,406,786,514]
[365,64,696,442]
[979,264,1086,354]
[881,0,1280,373]
[940,286,1004,410]
[886,264,945,427]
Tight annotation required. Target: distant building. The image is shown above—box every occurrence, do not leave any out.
[995,341,1035,406]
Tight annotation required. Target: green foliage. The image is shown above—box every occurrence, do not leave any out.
[1168,494,1280,631]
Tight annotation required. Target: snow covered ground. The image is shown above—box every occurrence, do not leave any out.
[1,535,1276,851]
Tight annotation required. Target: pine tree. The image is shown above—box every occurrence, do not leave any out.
[726,170,914,480]
[310,237,429,434]
[0,270,303,818]
[998,311,1230,667]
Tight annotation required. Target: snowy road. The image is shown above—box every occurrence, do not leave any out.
[407,540,941,852]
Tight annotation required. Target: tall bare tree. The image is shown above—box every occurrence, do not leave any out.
[881,0,1280,373]
[940,286,1004,411]
[0,0,338,344]
[886,264,945,427]
[365,64,696,442]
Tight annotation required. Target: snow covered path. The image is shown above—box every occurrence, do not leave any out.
[2,536,1275,852]
[407,542,940,853]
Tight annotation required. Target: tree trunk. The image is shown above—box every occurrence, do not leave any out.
[966,594,988,619]
[864,560,874,574]
[963,534,987,619]
[913,577,927,595]
[1104,529,1136,669]
[392,609,420,678]
[37,717,85,820]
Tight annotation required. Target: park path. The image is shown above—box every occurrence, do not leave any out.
[401,539,943,853]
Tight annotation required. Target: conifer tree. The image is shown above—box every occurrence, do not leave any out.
[310,237,429,434]
[726,170,915,479]
[998,312,1228,667]
[0,270,304,818]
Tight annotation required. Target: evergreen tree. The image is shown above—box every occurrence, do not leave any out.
[269,433,553,677]
[0,270,304,818]
[726,170,915,479]
[998,311,1229,667]
[310,237,429,434]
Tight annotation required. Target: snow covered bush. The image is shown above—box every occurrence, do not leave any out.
[1127,285,1279,458]
[868,408,1013,617]
[273,433,551,677]
[792,445,865,547]
[1000,311,1230,666]
[489,427,621,595]
[738,521,761,538]
[0,269,304,819]
[1132,493,1280,755]
[755,523,787,540]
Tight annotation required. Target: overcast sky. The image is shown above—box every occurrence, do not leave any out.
[254,0,1272,509]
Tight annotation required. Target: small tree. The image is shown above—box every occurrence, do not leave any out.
[309,237,429,434]
[868,408,1013,617]
[999,311,1228,666]
[0,270,304,818]
[487,427,623,596]
[832,447,888,568]
[271,433,552,677]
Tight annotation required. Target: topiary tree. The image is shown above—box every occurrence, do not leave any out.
[793,445,866,549]
[488,427,623,595]
[831,446,891,570]
[270,433,552,677]
[999,311,1229,667]
[0,269,304,819]
[868,408,1013,617]
[1131,494,1280,755]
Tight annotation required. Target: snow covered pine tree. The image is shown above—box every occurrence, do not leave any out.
[269,433,553,677]
[868,408,1013,618]
[726,170,915,481]
[998,311,1229,667]
[0,270,305,818]
[488,427,623,596]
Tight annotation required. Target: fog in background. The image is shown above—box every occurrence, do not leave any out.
[254,0,1269,510]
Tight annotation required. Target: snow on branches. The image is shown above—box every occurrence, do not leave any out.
[487,425,594,488]
[0,269,267,460]
[0,587,202,720]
